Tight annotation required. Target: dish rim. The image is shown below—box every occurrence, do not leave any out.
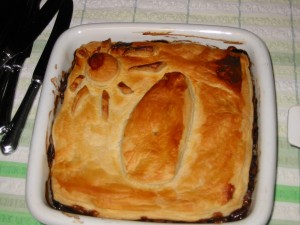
[26,22,277,225]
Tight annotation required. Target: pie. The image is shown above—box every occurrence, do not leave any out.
[49,39,256,222]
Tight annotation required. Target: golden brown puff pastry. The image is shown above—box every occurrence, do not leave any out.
[50,39,255,222]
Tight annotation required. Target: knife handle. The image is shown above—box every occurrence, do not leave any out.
[0,79,41,155]
[0,68,10,133]
[0,48,15,69]
[0,65,21,134]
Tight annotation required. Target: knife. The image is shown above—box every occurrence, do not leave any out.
[0,54,27,134]
[0,0,65,69]
[0,0,73,155]
[0,0,40,133]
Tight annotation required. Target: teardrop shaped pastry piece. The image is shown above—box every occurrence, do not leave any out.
[71,85,90,113]
[128,61,166,73]
[123,45,155,57]
[87,53,119,84]
[101,90,110,120]
[70,75,85,92]
[121,72,190,184]
[75,47,88,67]
[117,82,134,94]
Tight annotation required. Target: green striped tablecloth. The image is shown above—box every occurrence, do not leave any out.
[0,0,299,224]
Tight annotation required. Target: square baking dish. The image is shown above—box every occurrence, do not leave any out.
[26,23,277,225]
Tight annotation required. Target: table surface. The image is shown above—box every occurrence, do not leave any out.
[0,0,299,225]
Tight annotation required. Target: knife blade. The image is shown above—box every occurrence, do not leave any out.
[0,0,73,155]
[0,0,64,69]
[0,0,18,48]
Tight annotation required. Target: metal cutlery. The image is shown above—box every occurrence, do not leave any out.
[0,0,65,69]
[0,0,40,132]
[1,0,73,154]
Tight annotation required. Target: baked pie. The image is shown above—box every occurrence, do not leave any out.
[48,39,257,222]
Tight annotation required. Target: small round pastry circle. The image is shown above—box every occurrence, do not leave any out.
[87,52,119,84]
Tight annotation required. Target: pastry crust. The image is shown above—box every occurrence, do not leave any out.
[51,39,254,222]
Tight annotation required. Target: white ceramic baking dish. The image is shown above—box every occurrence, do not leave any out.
[26,23,277,225]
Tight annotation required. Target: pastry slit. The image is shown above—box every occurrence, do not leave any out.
[102,90,110,120]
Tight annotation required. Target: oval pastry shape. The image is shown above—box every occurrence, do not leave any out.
[121,72,191,184]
